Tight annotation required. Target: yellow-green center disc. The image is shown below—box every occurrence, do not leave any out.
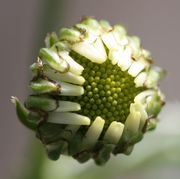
[62,51,144,129]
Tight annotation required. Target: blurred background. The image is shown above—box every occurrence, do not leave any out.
[1,0,180,179]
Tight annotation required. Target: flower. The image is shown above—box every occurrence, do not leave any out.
[12,17,165,165]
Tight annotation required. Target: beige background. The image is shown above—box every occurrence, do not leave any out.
[1,0,180,178]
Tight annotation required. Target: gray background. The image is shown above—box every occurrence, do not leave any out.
[1,0,180,179]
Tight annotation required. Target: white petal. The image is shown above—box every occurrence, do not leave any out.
[115,35,128,46]
[145,67,166,88]
[82,116,105,148]
[59,28,81,42]
[128,61,145,77]
[129,36,141,59]
[117,47,133,71]
[30,79,58,94]
[77,24,100,39]
[112,25,128,45]
[72,38,107,64]
[44,66,85,85]
[59,81,84,96]
[101,31,119,50]
[134,72,147,87]
[124,110,141,134]
[113,25,127,37]
[108,46,124,65]
[104,121,124,144]
[134,90,155,104]
[99,20,112,31]
[131,102,148,130]
[40,48,68,73]
[59,51,84,75]
[55,101,81,112]
[142,49,151,59]
[48,112,90,125]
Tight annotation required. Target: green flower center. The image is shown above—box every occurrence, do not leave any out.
[62,51,143,129]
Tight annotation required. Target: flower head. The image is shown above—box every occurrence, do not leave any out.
[12,17,165,165]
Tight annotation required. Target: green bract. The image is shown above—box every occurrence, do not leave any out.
[12,17,165,165]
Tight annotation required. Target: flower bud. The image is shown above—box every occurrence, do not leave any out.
[12,17,165,165]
